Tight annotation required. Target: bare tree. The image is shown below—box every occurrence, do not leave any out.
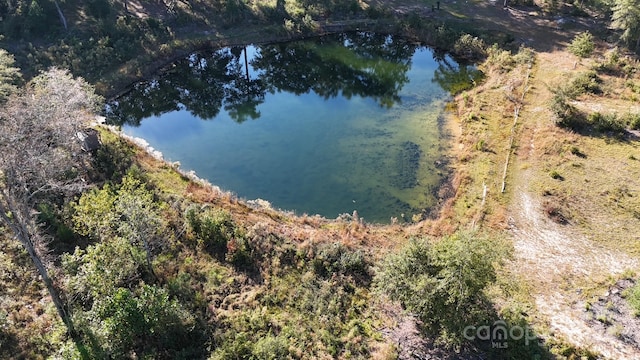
[0,68,101,338]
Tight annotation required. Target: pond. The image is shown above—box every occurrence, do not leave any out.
[106,32,482,223]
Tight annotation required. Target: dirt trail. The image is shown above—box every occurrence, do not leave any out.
[510,188,639,356]
[510,186,639,358]
[509,51,640,358]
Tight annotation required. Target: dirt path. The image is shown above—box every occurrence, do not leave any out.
[508,50,640,358]
[510,189,639,358]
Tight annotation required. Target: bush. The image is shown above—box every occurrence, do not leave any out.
[623,113,640,130]
[550,93,581,128]
[483,44,534,73]
[484,44,516,72]
[375,231,503,348]
[565,71,601,98]
[568,31,595,58]
[549,170,563,180]
[186,206,236,257]
[587,112,626,134]
[453,34,487,61]
[311,242,370,283]
[623,281,640,316]
[90,285,198,358]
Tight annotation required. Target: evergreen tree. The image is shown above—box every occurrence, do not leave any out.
[611,0,640,50]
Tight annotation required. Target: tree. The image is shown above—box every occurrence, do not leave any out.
[0,49,22,102]
[568,31,595,58]
[0,68,101,338]
[611,0,640,51]
[375,231,504,347]
[72,171,163,277]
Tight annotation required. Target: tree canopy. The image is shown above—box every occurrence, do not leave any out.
[0,49,22,102]
[611,0,640,50]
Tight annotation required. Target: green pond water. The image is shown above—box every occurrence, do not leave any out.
[107,32,482,223]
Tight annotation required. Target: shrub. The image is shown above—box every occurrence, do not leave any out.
[453,34,487,61]
[512,45,536,66]
[91,285,198,358]
[550,93,581,128]
[375,231,503,348]
[568,31,595,58]
[185,206,236,257]
[549,170,563,180]
[311,242,370,283]
[587,112,626,134]
[624,281,640,316]
[484,44,516,72]
[565,71,601,98]
[623,113,640,130]
[252,335,291,359]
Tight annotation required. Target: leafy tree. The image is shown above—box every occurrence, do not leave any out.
[611,0,640,51]
[94,285,196,357]
[63,237,146,302]
[0,49,22,102]
[64,215,203,358]
[375,231,503,347]
[0,68,100,338]
[72,171,163,276]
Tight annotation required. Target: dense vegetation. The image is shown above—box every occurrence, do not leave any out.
[2,0,640,358]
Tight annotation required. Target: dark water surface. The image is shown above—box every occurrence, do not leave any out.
[107,33,481,223]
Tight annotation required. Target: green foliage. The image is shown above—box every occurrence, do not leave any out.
[564,71,601,98]
[91,132,135,181]
[587,112,626,134]
[483,44,535,73]
[62,234,203,358]
[623,281,640,316]
[550,72,607,131]
[63,237,146,300]
[375,231,503,348]
[0,49,23,102]
[568,31,595,58]
[101,285,195,356]
[310,242,370,283]
[624,113,640,129]
[252,335,291,359]
[453,34,487,60]
[611,0,640,50]
[550,92,581,128]
[549,170,563,180]
[186,206,236,257]
[72,170,160,239]
[71,183,118,237]
[36,203,75,247]
[73,284,199,359]
[1,0,61,38]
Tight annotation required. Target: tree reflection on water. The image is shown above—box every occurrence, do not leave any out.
[107,32,482,126]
